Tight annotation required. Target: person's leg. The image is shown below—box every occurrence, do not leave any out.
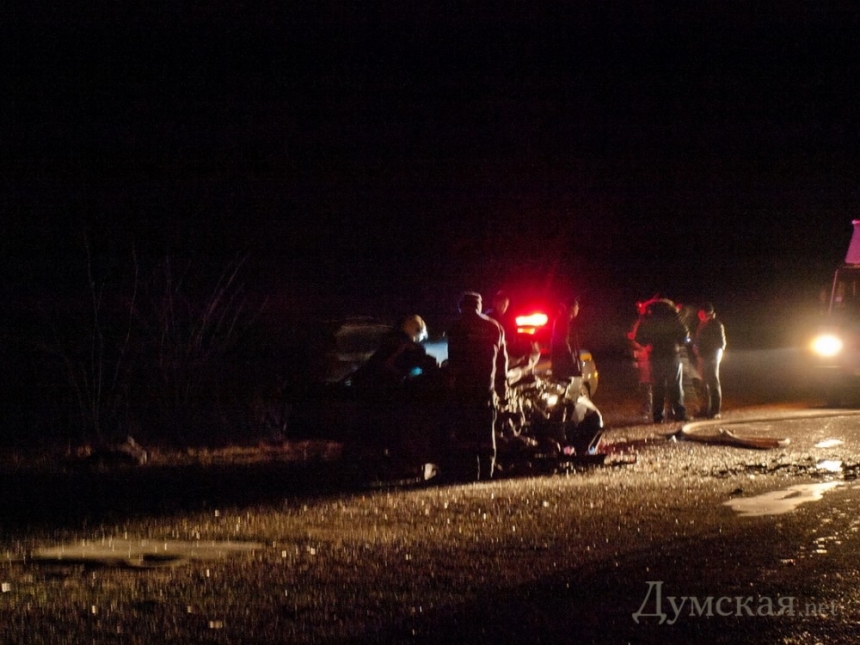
[703,357,722,417]
[669,358,686,421]
[639,381,653,419]
[651,358,668,423]
[640,356,653,419]
[442,400,471,482]
[446,397,496,482]
[477,402,497,480]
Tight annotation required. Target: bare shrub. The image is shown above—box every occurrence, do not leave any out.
[133,253,267,444]
[39,239,267,448]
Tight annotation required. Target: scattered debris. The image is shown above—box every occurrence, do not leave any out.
[677,427,789,450]
[657,420,789,450]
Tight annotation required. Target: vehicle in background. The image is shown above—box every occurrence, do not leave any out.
[809,220,860,404]
[317,317,394,383]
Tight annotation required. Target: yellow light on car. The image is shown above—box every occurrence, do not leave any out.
[812,334,844,357]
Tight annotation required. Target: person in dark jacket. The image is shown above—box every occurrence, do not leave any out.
[486,290,540,381]
[551,299,582,381]
[350,315,437,396]
[634,298,689,423]
[348,315,441,468]
[627,296,660,420]
[446,291,508,480]
[694,302,727,419]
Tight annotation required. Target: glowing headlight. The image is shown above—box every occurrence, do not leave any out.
[812,334,844,357]
[543,394,559,407]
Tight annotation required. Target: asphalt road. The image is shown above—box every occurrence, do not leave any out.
[2,348,860,643]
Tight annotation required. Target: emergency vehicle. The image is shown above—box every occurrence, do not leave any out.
[810,220,860,403]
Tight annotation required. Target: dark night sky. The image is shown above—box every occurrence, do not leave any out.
[5,2,860,339]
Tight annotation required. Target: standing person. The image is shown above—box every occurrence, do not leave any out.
[486,290,539,381]
[485,290,511,325]
[694,302,727,419]
[627,298,657,420]
[677,303,704,413]
[551,299,582,380]
[446,291,508,481]
[634,298,689,423]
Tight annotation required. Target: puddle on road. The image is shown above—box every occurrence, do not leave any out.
[815,439,844,449]
[724,482,844,517]
[817,460,843,473]
[29,538,265,569]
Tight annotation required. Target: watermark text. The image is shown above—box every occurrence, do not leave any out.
[632,581,839,625]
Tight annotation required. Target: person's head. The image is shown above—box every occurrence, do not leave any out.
[492,290,510,315]
[459,291,482,314]
[698,302,715,322]
[400,315,428,342]
[637,294,661,315]
[559,298,579,320]
[650,299,677,317]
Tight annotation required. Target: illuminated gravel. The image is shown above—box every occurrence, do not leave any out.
[2,352,859,643]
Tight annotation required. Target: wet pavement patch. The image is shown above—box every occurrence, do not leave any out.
[723,482,844,517]
[814,438,844,448]
[28,538,265,569]
[816,459,843,473]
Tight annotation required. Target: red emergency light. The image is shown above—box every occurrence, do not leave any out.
[515,312,549,335]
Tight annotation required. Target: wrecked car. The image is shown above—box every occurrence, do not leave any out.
[288,313,604,482]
